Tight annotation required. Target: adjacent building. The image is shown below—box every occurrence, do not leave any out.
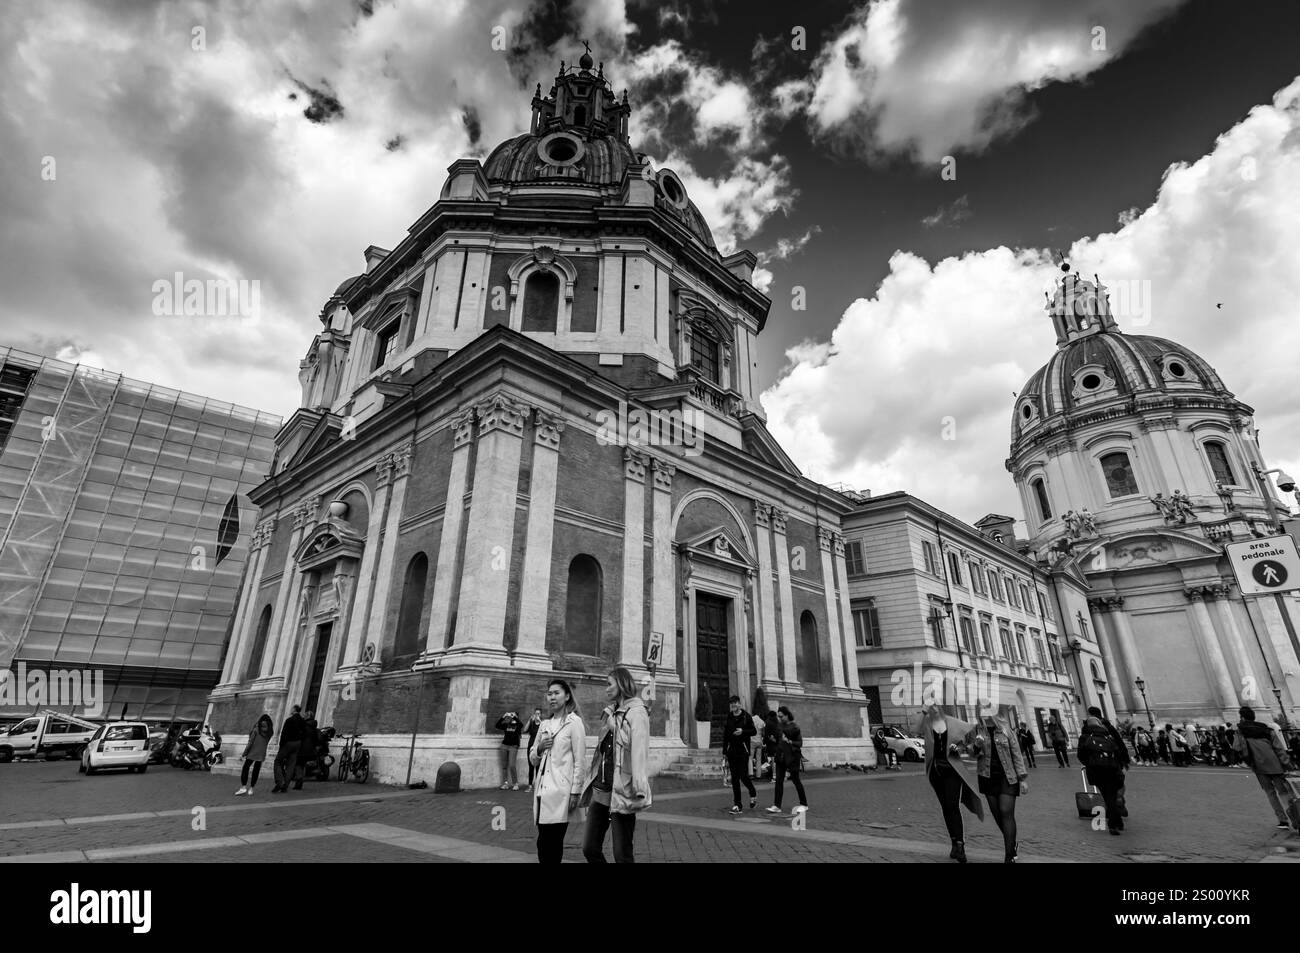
[1007,267,1300,726]
[206,53,871,786]
[0,346,280,723]
[842,491,1095,742]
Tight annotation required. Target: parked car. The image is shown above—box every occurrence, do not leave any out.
[875,725,925,763]
[0,710,98,762]
[80,722,151,775]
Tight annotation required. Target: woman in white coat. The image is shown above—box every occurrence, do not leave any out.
[529,678,586,863]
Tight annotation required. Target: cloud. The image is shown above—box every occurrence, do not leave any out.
[921,194,971,228]
[795,0,1186,163]
[761,75,1300,524]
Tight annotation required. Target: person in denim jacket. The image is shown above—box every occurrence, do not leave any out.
[969,713,1030,863]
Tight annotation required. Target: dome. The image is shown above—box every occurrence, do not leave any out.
[484,131,636,186]
[1012,330,1234,441]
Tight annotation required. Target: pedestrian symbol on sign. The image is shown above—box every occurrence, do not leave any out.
[1252,560,1288,588]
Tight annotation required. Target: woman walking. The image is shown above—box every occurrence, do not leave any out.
[764,706,808,814]
[581,666,651,862]
[530,679,586,863]
[235,714,274,796]
[912,705,983,863]
[971,713,1030,863]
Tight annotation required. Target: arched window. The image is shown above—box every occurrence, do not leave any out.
[521,270,559,332]
[1100,451,1138,497]
[1204,441,1235,485]
[1031,478,1052,521]
[564,555,603,655]
[690,331,720,384]
[393,553,429,659]
[797,610,821,683]
[573,104,587,126]
[245,605,272,680]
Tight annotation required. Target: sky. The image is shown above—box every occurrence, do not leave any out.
[3,0,1300,531]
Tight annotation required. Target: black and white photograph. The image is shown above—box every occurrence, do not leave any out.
[1,0,1298,918]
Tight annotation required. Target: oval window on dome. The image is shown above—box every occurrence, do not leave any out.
[1167,360,1186,377]
[538,132,584,167]
[657,170,689,208]
[1021,404,1034,420]
[1081,373,1101,390]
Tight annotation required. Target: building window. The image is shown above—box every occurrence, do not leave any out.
[797,610,822,683]
[0,363,36,455]
[947,552,963,587]
[245,605,273,680]
[1020,584,1032,610]
[564,555,603,655]
[1048,638,1063,674]
[928,601,949,649]
[1031,628,1047,669]
[690,332,720,384]
[1037,592,1047,618]
[1100,450,1139,497]
[922,540,937,574]
[521,270,560,332]
[988,570,1003,601]
[1032,477,1052,520]
[1006,580,1020,609]
[998,625,1012,659]
[393,553,430,658]
[979,621,994,656]
[845,540,866,577]
[852,601,881,648]
[969,561,984,595]
[1205,440,1236,486]
[1015,626,1029,663]
[373,320,402,370]
[959,615,977,654]
[215,494,240,566]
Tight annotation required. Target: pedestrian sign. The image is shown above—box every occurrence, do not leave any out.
[646,631,663,667]
[1225,534,1300,595]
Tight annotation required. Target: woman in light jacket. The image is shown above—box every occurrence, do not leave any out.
[529,678,586,863]
[970,712,1030,863]
[235,714,273,796]
[912,705,983,863]
[581,665,651,863]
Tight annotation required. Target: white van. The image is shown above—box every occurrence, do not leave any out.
[0,710,98,762]
[80,722,151,774]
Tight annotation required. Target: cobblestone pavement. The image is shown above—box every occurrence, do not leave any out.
[2,757,1297,863]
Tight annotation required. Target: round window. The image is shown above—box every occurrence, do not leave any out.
[1081,373,1101,390]
[538,133,584,167]
[1021,404,1033,420]
[658,171,688,207]
[1167,360,1186,377]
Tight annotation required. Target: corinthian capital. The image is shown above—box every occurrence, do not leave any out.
[770,508,789,534]
[624,447,648,482]
[452,408,477,449]
[533,409,566,450]
[477,394,529,437]
[817,526,834,552]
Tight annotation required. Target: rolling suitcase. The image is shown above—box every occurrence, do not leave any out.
[1285,773,1300,832]
[1075,769,1104,819]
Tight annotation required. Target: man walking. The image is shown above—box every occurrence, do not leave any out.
[1232,706,1296,831]
[272,705,304,793]
[1077,707,1130,834]
[1017,724,1037,768]
[1047,715,1070,767]
[722,696,758,814]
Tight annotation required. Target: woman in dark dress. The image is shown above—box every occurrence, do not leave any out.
[912,705,983,863]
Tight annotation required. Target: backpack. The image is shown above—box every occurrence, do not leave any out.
[1081,730,1119,767]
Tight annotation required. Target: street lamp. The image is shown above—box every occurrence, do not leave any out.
[1066,638,1085,704]
[1135,676,1155,730]
[1273,686,1291,730]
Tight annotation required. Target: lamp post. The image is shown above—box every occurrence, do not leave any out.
[1273,686,1291,730]
[1134,676,1155,730]
[1067,638,1085,705]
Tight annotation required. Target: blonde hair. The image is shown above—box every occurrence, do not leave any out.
[608,666,638,704]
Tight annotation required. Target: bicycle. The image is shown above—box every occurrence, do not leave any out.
[336,733,370,784]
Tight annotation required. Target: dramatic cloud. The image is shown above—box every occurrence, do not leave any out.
[795,0,1186,162]
[762,76,1300,527]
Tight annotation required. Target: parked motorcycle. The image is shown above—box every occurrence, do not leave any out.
[300,726,336,781]
[170,726,222,770]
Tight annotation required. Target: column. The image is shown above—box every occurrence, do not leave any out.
[218,518,273,687]
[1184,586,1239,713]
[1102,597,1145,712]
[650,460,677,676]
[753,502,781,687]
[255,500,312,684]
[771,507,800,690]
[423,409,476,660]
[359,448,413,663]
[1209,584,1260,705]
[817,527,847,690]
[620,448,648,666]
[340,456,393,672]
[1086,601,1130,717]
[448,393,528,661]
[832,533,862,691]
[513,409,564,667]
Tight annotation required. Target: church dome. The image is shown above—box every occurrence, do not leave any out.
[1011,269,1234,442]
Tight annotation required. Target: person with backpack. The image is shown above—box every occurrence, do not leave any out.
[1156,729,1171,764]
[760,711,780,781]
[1231,705,1296,831]
[1017,724,1037,768]
[1077,707,1130,834]
[1166,723,1188,766]
[765,706,808,815]
[1133,726,1155,765]
[271,704,304,793]
[1047,716,1070,767]
[722,695,758,813]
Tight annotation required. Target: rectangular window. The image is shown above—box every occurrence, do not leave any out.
[979,621,994,656]
[969,562,984,595]
[1015,625,1029,663]
[922,541,937,575]
[959,615,976,654]
[988,570,1003,601]
[852,601,881,648]
[1100,450,1140,497]
[928,600,948,649]
[373,321,402,370]
[998,625,1012,659]
[1031,628,1047,668]
[947,552,964,587]
[690,333,720,384]
[1037,592,1047,618]
[1205,441,1236,485]
[1020,585,1032,610]
[845,540,866,577]
[1006,580,1020,609]
[1048,638,1063,674]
